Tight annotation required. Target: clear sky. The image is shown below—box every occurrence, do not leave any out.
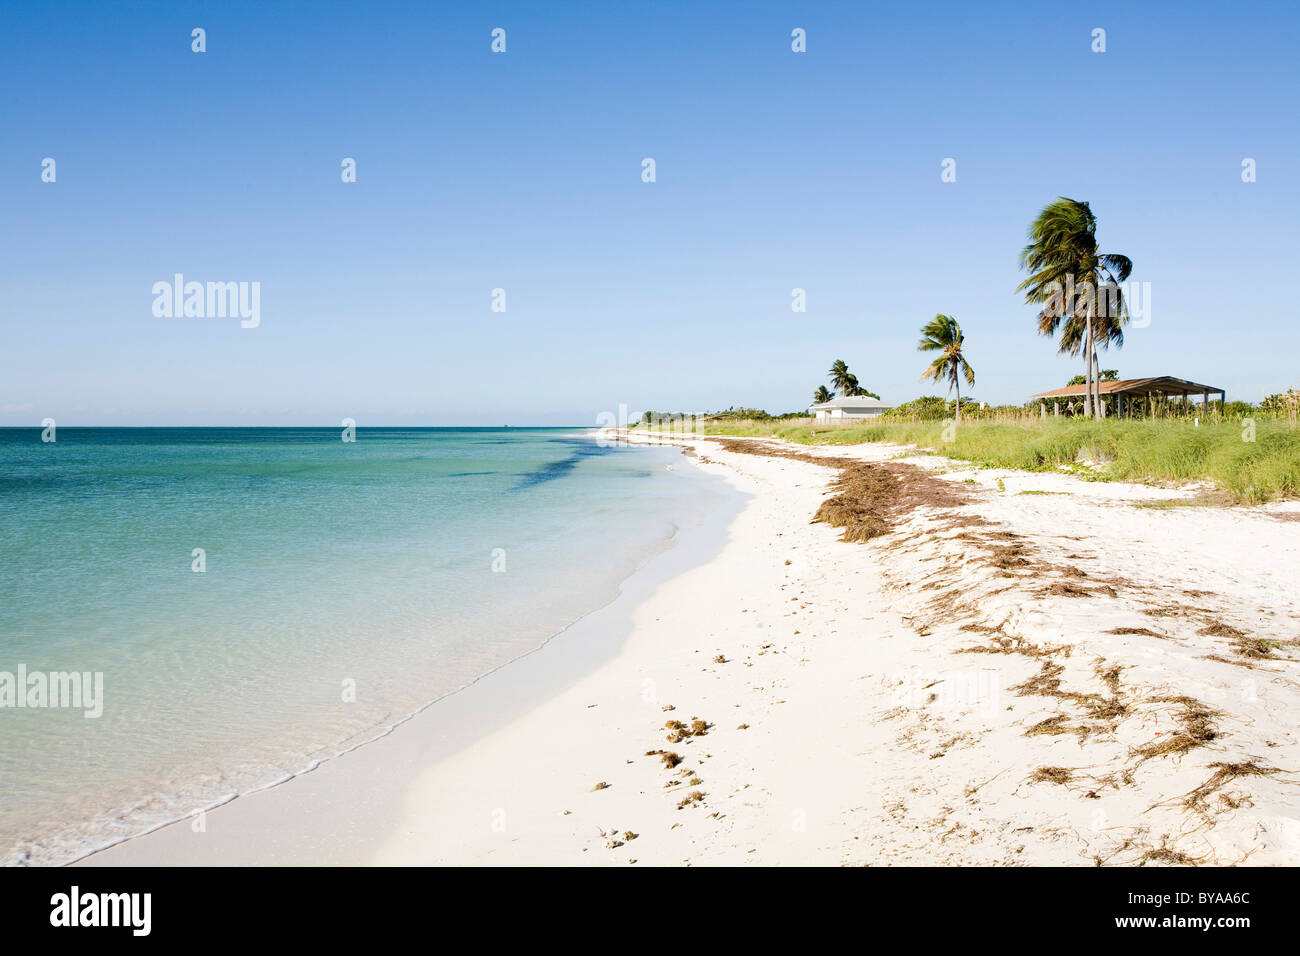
[2,0,1297,425]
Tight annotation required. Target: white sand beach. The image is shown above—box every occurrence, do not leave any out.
[80,432,1300,866]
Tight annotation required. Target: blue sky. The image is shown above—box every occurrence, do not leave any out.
[2,0,1297,425]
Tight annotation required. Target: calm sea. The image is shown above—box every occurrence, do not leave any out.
[0,427,728,865]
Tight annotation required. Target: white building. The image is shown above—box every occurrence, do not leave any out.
[808,395,894,421]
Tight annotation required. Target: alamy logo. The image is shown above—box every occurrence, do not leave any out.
[0,665,103,718]
[50,886,151,936]
[152,274,260,328]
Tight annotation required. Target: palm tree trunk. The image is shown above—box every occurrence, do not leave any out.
[954,377,961,424]
[1093,346,1103,418]
[1083,301,1096,417]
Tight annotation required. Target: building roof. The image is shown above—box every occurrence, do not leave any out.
[1031,376,1224,399]
[809,395,894,410]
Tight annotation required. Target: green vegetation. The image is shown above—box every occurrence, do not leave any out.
[687,417,1300,503]
[1132,498,1218,510]
[885,395,977,420]
[918,315,975,422]
[1261,390,1300,426]
[1068,369,1118,386]
[697,407,806,423]
[634,407,806,426]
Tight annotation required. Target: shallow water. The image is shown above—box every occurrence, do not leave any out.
[0,427,728,865]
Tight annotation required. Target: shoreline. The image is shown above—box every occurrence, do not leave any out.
[74,442,747,866]
[78,432,1300,866]
[371,433,1299,866]
[8,426,713,867]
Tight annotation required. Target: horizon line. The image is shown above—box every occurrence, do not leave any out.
[0,423,600,430]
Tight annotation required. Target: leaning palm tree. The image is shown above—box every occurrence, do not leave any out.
[918,314,975,423]
[828,360,856,396]
[827,360,880,399]
[1016,197,1132,417]
[812,385,833,405]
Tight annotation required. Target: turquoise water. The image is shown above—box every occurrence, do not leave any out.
[0,427,727,865]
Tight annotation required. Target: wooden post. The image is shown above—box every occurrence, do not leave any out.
[1202,391,1209,414]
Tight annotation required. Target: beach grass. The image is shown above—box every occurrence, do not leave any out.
[670,418,1300,503]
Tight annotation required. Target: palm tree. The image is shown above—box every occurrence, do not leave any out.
[828,360,855,395]
[1016,198,1132,418]
[918,314,975,423]
[1057,308,1126,415]
[826,360,880,399]
[812,385,833,405]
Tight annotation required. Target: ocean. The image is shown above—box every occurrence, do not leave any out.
[0,426,729,865]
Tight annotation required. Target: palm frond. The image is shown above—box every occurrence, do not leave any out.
[1099,253,1132,282]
